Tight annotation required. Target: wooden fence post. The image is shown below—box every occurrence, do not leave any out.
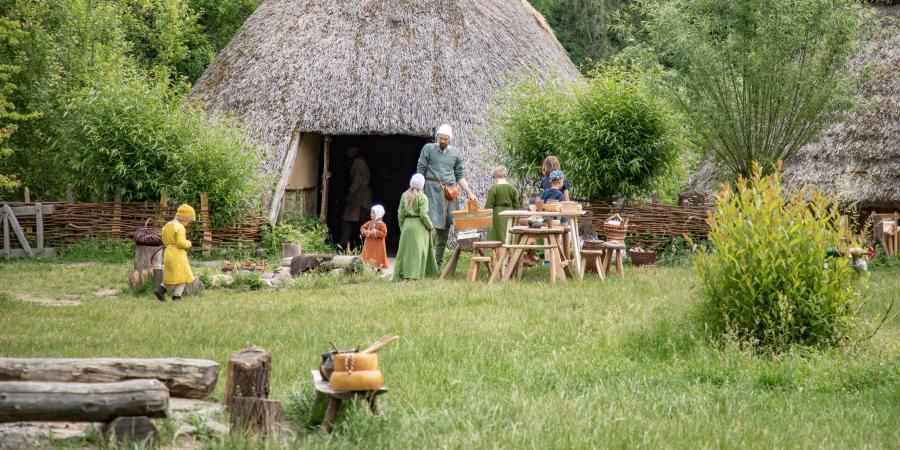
[201,193,212,257]
[66,184,75,204]
[23,187,30,203]
[35,202,43,254]
[158,192,169,226]
[112,194,122,240]
[2,208,9,258]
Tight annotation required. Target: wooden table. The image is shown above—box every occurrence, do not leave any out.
[489,226,572,283]
[498,210,587,279]
[311,370,388,433]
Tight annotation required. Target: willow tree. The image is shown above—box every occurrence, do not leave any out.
[642,0,868,180]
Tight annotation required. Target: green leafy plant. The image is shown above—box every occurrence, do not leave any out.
[493,66,684,200]
[640,0,868,180]
[262,216,332,256]
[231,271,264,291]
[696,164,867,351]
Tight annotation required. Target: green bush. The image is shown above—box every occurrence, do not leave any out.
[695,165,866,351]
[261,216,332,256]
[231,270,264,291]
[493,67,683,200]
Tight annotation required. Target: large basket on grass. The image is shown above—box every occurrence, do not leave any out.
[603,214,628,243]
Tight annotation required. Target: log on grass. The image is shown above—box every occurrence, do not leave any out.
[0,379,168,423]
[323,255,364,274]
[0,357,219,399]
[223,346,271,408]
[289,253,334,276]
[229,396,283,436]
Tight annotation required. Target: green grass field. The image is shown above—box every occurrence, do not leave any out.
[0,259,897,449]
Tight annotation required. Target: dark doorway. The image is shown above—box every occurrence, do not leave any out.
[319,135,430,255]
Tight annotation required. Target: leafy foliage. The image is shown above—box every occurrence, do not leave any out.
[640,0,868,180]
[530,0,637,69]
[261,216,333,256]
[493,67,684,200]
[696,164,867,351]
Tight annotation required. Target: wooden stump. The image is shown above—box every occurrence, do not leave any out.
[229,396,283,436]
[282,243,302,258]
[289,254,334,276]
[129,245,162,290]
[0,379,169,423]
[0,357,219,399]
[223,346,271,408]
[324,255,363,274]
[102,416,159,447]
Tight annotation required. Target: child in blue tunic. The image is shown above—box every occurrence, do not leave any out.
[541,170,568,224]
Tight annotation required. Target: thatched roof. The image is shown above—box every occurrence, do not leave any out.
[190,0,580,195]
[686,6,900,209]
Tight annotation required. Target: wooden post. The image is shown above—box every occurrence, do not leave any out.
[3,204,32,256]
[103,416,159,447]
[35,202,43,254]
[223,346,272,408]
[229,396,283,436]
[158,191,169,226]
[2,209,8,258]
[66,183,75,204]
[23,187,30,203]
[320,135,331,221]
[112,194,122,240]
[201,193,212,257]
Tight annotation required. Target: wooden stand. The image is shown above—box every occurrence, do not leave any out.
[601,242,626,278]
[580,249,606,280]
[223,346,272,408]
[311,371,387,434]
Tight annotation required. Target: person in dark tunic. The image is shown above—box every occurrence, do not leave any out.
[541,170,568,224]
[485,165,519,243]
[416,124,476,266]
[393,174,438,280]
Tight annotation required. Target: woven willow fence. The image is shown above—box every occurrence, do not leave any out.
[587,202,712,245]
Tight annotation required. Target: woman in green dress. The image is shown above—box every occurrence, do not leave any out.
[485,166,520,243]
[393,173,438,280]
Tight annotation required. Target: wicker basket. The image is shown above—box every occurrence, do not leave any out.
[603,214,628,243]
[630,250,656,267]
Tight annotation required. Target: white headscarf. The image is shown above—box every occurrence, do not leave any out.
[371,204,385,220]
[436,124,453,139]
[410,173,425,189]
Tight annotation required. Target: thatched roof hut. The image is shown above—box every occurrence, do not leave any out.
[191,0,579,239]
[685,6,900,212]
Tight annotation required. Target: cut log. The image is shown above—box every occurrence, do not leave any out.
[223,346,271,408]
[323,255,363,274]
[102,416,159,446]
[0,358,219,399]
[289,253,334,276]
[282,243,302,258]
[229,396,283,436]
[0,380,169,423]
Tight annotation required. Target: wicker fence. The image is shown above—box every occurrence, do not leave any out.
[2,200,265,252]
[587,202,712,245]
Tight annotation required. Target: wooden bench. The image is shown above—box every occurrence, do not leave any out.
[311,370,388,433]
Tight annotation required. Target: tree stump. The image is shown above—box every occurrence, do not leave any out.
[102,416,159,447]
[282,243,302,258]
[223,346,271,408]
[129,246,162,290]
[229,396,283,436]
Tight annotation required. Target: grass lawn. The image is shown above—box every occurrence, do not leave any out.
[0,259,898,449]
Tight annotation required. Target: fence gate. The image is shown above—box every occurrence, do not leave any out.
[1,203,56,258]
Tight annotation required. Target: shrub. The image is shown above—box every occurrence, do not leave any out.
[261,216,332,256]
[231,270,264,291]
[494,67,683,200]
[695,165,866,351]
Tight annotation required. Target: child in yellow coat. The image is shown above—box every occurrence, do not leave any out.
[154,204,196,302]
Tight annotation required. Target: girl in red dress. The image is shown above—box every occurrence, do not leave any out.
[360,205,389,269]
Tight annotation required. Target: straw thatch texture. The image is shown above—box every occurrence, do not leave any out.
[685,6,900,209]
[190,0,580,198]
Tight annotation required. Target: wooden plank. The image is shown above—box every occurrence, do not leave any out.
[321,135,331,221]
[112,194,122,239]
[0,357,220,399]
[66,183,74,204]
[23,187,30,203]
[35,202,43,252]
[268,130,302,223]
[6,204,55,216]
[0,379,169,423]
[3,204,32,256]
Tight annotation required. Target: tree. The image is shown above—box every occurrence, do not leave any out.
[530,0,636,68]
[0,15,39,196]
[641,0,868,180]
